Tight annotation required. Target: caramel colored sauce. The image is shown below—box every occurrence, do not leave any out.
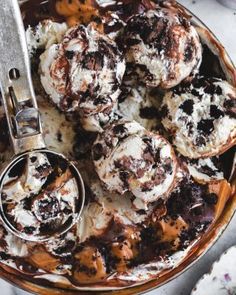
[209,179,232,221]
[55,0,100,27]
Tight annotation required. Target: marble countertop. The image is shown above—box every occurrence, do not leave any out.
[1,1,236,294]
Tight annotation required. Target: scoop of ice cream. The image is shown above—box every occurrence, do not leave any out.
[1,152,80,240]
[92,121,177,203]
[40,23,126,131]
[55,0,155,35]
[161,77,236,159]
[123,8,202,88]
[182,156,224,183]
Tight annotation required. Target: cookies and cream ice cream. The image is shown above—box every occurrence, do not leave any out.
[92,121,177,203]
[40,23,126,131]
[0,0,233,291]
[161,77,236,159]
[183,156,224,183]
[123,8,202,88]
[1,152,80,240]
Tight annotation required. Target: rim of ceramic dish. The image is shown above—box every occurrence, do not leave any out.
[0,2,235,294]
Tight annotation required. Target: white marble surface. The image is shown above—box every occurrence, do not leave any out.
[0,1,236,294]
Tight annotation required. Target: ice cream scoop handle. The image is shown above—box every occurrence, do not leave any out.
[0,0,46,154]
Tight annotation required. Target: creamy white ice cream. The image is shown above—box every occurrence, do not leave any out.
[124,8,202,88]
[92,121,177,203]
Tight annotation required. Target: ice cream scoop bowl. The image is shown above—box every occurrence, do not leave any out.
[0,0,85,242]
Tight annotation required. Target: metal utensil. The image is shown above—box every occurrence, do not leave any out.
[0,0,85,242]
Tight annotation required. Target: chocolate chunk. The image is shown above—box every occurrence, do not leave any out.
[192,77,206,89]
[187,122,194,136]
[119,171,129,188]
[163,162,173,174]
[93,143,105,161]
[140,226,158,243]
[136,209,146,215]
[197,119,214,135]
[23,197,32,211]
[191,88,200,97]
[140,107,159,119]
[184,40,194,62]
[192,206,203,216]
[30,156,37,163]
[0,252,11,260]
[35,196,60,221]
[204,193,218,205]
[57,131,63,143]
[196,135,206,146]
[204,83,216,94]
[224,98,236,118]
[113,124,128,137]
[65,50,74,60]
[54,240,76,256]
[93,97,108,105]
[215,85,223,95]
[24,226,36,235]
[198,165,217,177]
[154,148,161,163]
[125,38,141,46]
[179,99,194,115]
[160,104,169,118]
[210,105,224,119]
[90,15,102,24]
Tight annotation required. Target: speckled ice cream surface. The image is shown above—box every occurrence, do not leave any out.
[39,24,126,132]
[162,79,236,158]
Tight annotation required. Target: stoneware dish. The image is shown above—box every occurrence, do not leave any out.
[0,0,235,294]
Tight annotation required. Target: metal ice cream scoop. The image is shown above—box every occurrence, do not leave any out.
[0,0,85,242]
